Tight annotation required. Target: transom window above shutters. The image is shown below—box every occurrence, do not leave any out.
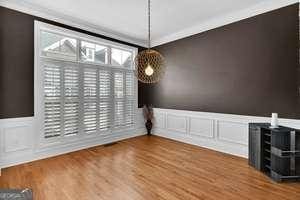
[37,22,137,140]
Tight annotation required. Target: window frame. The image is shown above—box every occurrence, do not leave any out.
[34,21,138,148]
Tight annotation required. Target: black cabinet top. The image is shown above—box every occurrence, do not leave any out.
[249,123,298,133]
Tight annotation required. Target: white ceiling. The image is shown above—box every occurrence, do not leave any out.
[0,0,298,47]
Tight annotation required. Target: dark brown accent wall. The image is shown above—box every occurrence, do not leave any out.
[139,4,300,119]
[0,6,141,119]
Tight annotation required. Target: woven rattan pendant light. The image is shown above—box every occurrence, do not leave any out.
[135,0,165,83]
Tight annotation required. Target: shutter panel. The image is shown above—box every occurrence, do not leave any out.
[44,64,62,138]
[125,100,134,126]
[114,101,124,128]
[99,102,111,130]
[84,68,97,133]
[125,72,134,97]
[99,70,111,131]
[64,67,79,136]
[125,72,135,126]
[114,72,124,98]
[114,72,124,127]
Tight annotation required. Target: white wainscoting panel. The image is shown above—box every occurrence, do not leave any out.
[4,125,33,153]
[166,114,187,133]
[217,121,248,145]
[152,108,300,158]
[189,117,214,138]
[0,108,146,169]
[154,112,166,129]
[0,117,34,155]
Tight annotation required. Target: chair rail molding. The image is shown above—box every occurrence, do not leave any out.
[152,108,300,158]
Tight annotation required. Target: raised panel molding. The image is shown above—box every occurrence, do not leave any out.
[189,117,214,138]
[154,112,166,129]
[0,117,35,155]
[4,125,33,153]
[166,114,187,133]
[152,108,300,158]
[217,121,248,146]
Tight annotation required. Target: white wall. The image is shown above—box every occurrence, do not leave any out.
[0,109,145,169]
[152,108,300,158]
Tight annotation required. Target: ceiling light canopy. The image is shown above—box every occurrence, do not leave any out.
[135,0,166,84]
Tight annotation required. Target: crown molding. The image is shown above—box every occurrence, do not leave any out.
[0,0,148,47]
[0,0,298,48]
[152,0,299,47]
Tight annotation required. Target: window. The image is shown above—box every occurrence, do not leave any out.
[111,48,133,68]
[80,41,108,64]
[36,22,137,141]
[41,31,77,61]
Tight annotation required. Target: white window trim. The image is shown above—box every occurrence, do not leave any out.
[34,21,138,149]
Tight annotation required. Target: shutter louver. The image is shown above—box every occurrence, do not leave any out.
[84,68,97,134]
[99,70,111,131]
[44,64,62,138]
[125,72,135,126]
[125,72,134,97]
[114,72,124,98]
[125,101,134,126]
[99,102,111,131]
[114,72,124,127]
[64,67,79,136]
[115,101,124,128]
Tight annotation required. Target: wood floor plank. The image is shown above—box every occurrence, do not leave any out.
[0,135,300,200]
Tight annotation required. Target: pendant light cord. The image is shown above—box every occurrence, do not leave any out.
[148,0,151,49]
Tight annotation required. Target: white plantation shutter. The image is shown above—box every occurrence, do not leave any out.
[125,72,135,97]
[125,101,134,126]
[113,71,136,128]
[99,70,112,131]
[44,63,62,138]
[114,101,124,128]
[114,72,124,98]
[64,66,79,136]
[83,68,98,134]
[38,24,137,141]
[114,72,125,127]
[125,72,135,126]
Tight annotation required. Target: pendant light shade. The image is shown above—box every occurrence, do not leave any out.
[135,0,166,84]
[135,49,165,83]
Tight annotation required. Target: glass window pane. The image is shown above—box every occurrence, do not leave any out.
[41,31,77,61]
[111,48,132,67]
[80,41,108,64]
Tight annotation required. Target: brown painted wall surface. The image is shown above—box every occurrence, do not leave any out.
[139,4,300,119]
[0,6,141,119]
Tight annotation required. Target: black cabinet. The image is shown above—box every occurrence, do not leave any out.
[249,123,300,182]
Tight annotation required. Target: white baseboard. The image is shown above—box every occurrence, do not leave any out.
[152,108,300,158]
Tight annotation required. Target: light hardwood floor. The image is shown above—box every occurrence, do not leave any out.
[0,135,300,200]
